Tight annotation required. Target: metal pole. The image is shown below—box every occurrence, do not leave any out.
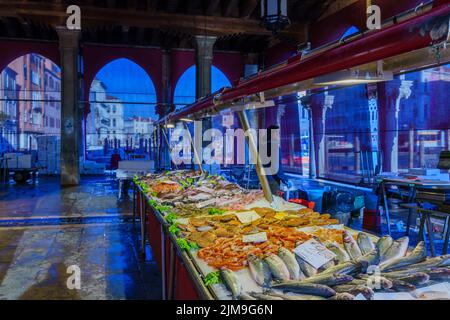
[161,126,178,170]
[183,122,204,174]
[237,110,273,202]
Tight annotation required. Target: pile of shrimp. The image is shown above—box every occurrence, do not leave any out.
[197,226,311,271]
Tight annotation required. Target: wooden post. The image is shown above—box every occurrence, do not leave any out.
[237,110,273,202]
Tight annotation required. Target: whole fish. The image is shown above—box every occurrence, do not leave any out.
[270,282,336,298]
[277,248,303,280]
[396,273,430,286]
[351,275,393,290]
[343,231,363,261]
[333,284,374,300]
[220,267,242,299]
[249,292,283,300]
[356,248,380,269]
[381,241,427,272]
[248,254,273,287]
[380,236,409,264]
[295,255,317,278]
[326,242,351,264]
[426,268,450,281]
[320,261,366,277]
[264,253,290,281]
[390,279,416,292]
[329,293,355,300]
[239,292,257,300]
[376,235,394,256]
[318,260,336,273]
[389,254,450,273]
[264,291,326,300]
[357,233,376,255]
[298,273,354,287]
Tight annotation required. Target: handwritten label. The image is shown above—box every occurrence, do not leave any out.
[242,232,267,243]
[294,239,336,269]
[235,211,261,224]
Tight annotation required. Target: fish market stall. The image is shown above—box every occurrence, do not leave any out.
[134,171,450,300]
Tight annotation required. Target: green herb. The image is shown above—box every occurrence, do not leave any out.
[165,212,178,224]
[203,271,221,286]
[208,208,225,215]
[148,199,158,207]
[155,204,172,213]
[151,191,158,197]
[176,238,199,251]
[169,224,180,235]
[186,177,194,185]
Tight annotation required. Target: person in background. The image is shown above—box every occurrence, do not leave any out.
[264,124,293,196]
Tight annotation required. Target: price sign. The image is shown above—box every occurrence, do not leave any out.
[294,239,336,269]
[242,232,267,243]
[235,211,261,224]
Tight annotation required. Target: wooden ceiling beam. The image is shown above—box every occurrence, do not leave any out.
[223,0,239,17]
[0,1,307,40]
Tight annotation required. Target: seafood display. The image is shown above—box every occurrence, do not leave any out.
[135,171,450,300]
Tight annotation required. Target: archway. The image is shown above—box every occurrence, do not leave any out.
[0,53,61,174]
[173,65,231,110]
[85,58,157,168]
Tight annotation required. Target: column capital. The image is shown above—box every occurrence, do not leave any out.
[194,35,217,59]
[56,26,81,49]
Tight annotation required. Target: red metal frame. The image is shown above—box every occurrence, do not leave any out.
[158,3,450,124]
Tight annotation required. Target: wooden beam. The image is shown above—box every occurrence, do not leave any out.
[0,1,307,39]
[317,0,359,21]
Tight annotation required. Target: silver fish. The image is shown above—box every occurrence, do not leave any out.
[333,285,375,300]
[277,248,303,280]
[270,282,336,298]
[220,267,242,299]
[249,292,283,300]
[239,292,257,300]
[320,261,366,277]
[264,253,290,281]
[357,233,376,255]
[343,231,363,261]
[380,236,409,264]
[397,273,430,286]
[390,254,450,273]
[330,293,355,300]
[351,275,393,290]
[390,279,416,292]
[297,273,353,286]
[265,291,326,300]
[376,235,394,256]
[295,255,317,278]
[381,241,427,272]
[326,242,351,264]
[426,268,450,281]
[356,248,381,269]
[248,254,273,287]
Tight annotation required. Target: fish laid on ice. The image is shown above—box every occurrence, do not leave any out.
[270,282,336,298]
[380,236,409,264]
[320,261,366,277]
[329,293,355,300]
[239,293,257,300]
[264,253,290,281]
[357,233,376,255]
[295,256,317,278]
[277,248,303,280]
[376,235,394,256]
[248,292,283,300]
[381,241,427,272]
[297,273,354,287]
[248,254,273,287]
[333,285,375,300]
[265,291,326,300]
[426,268,450,281]
[220,267,242,299]
[356,248,380,269]
[343,231,363,261]
[326,242,351,264]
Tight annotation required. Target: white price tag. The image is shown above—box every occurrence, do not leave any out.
[235,211,261,224]
[242,232,267,243]
[294,239,336,269]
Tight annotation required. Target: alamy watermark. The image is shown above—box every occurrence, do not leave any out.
[66,265,81,290]
[169,121,280,175]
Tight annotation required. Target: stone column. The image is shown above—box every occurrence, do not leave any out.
[194,35,216,173]
[159,49,172,170]
[194,35,216,99]
[57,27,81,186]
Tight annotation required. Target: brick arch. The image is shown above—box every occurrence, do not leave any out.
[0,40,60,72]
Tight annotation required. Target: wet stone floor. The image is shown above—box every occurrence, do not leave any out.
[0,176,162,300]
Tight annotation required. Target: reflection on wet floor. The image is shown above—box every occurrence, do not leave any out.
[0,176,162,300]
[0,176,132,218]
